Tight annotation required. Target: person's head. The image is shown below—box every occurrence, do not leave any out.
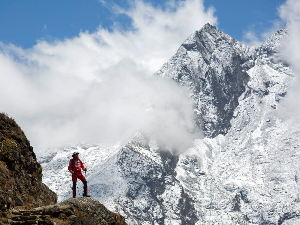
[72,152,79,158]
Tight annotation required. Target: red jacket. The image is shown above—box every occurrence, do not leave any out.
[68,158,86,173]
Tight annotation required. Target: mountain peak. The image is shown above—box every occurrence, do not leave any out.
[197,23,228,40]
[158,23,255,137]
[201,23,217,31]
[260,28,288,54]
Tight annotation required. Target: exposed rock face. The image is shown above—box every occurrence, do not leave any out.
[4,197,126,225]
[157,23,257,137]
[116,135,198,224]
[0,113,57,210]
[58,197,127,224]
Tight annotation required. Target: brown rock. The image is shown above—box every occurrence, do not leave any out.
[58,197,127,224]
[0,113,57,210]
[65,209,74,217]
[42,205,62,216]
[15,196,24,206]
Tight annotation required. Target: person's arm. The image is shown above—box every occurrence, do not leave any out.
[81,160,87,171]
[68,159,74,173]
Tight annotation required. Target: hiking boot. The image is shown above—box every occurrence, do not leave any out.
[83,194,91,197]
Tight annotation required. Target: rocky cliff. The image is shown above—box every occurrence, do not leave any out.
[0,112,57,211]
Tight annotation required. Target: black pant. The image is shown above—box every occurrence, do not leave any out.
[72,179,87,197]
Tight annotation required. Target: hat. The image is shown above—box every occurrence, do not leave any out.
[72,152,79,157]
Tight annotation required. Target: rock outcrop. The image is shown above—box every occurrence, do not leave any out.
[4,197,126,225]
[0,113,57,210]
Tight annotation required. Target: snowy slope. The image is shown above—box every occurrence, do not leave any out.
[39,24,300,224]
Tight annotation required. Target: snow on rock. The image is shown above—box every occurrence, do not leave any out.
[157,23,257,138]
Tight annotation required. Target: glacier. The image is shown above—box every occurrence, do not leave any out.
[39,24,300,224]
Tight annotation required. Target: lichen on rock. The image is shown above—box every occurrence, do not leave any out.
[1,138,19,161]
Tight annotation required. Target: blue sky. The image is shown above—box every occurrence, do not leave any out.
[0,0,286,48]
[204,0,285,40]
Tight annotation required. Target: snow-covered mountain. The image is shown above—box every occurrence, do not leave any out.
[39,24,300,224]
[157,24,257,138]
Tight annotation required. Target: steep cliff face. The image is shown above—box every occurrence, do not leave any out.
[0,113,57,211]
[40,25,299,225]
[157,24,257,137]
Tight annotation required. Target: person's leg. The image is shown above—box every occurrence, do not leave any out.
[72,173,78,198]
[78,173,89,196]
[72,181,77,198]
[83,179,88,196]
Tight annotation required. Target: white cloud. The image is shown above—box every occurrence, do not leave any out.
[99,0,107,6]
[241,21,283,47]
[242,31,263,47]
[0,0,214,152]
[279,0,300,73]
[278,0,300,113]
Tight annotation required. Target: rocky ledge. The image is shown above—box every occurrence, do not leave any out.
[2,197,126,225]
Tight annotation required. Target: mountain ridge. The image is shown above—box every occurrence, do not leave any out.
[157,23,257,138]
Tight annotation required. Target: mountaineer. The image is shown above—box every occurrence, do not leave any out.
[68,152,91,198]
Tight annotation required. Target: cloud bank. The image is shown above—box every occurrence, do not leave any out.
[278,0,300,113]
[0,0,216,152]
[279,0,300,73]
